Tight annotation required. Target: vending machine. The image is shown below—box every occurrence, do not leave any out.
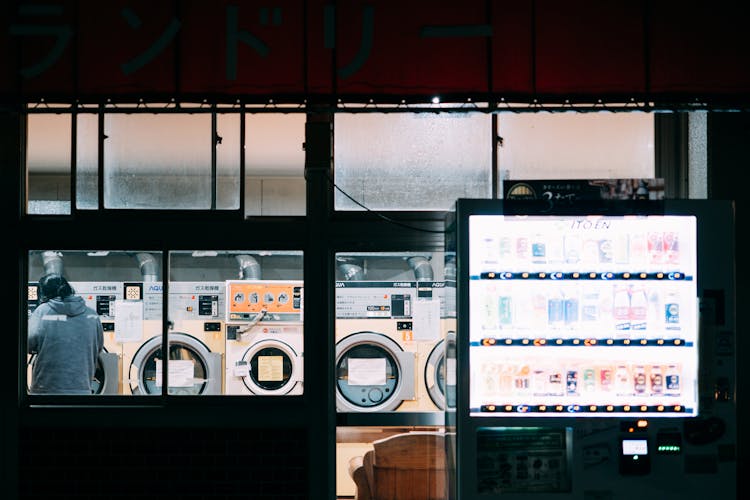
[451,199,736,499]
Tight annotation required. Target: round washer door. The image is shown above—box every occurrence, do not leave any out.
[335,331,415,412]
[424,332,456,411]
[239,339,302,395]
[129,332,214,395]
[425,338,446,410]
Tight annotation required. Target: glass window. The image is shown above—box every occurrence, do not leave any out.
[26,249,304,397]
[103,112,214,209]
[26,113,71,215]
[215,113,242,210]
[245,113,306,216]
[334,112,493,211]
[170,250,304,396]
[26,250,163,396]
[497,111,655,181]
[334,252,452,497]
[76,113,99,210]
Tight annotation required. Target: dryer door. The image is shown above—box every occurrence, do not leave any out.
[335,331,415,412]
[94,351,120,394]
[238,339,302,395]
[424,332,456,411]
[129,332,221,395]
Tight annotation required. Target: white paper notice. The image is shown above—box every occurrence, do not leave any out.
[348,358,386,386]
[413,299,441,341]
[258,355,284,382]
[233,361,250,378]
[155,359,195,387]
[114,300,144,342]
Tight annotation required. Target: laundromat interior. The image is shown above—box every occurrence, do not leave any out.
[3,3,749,500]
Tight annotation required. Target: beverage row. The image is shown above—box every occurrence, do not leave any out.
[476,283,687,337]
[480,230,685,270]
[474,361,683,400]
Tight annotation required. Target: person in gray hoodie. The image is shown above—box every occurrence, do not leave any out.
[28,273,104,395]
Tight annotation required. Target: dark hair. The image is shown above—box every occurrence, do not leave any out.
[39,274,74,302]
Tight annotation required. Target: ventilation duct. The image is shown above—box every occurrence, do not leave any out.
[135,253,158,282]
[337,258,364,281]
[444,255,456,282]
[236,254,262,280]
[407,256,434,281]
[41,250,64,276]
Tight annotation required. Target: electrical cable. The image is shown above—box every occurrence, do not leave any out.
[326,173,449,234]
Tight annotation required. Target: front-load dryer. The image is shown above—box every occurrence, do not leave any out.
[335,280,448,413]
[122,282,222,395]
[224,280,304,396]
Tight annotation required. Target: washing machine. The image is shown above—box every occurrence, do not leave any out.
[26,281,121,394]
[123,281,223,395]
[224,280,304,396]
[335,280,448,413]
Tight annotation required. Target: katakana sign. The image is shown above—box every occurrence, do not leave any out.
[2,0,749,103]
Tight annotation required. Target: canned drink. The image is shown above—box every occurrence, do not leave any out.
[665,290,680,330]
[531,233,547,263]
[665,365,681,396]
[532,368,547,396]
[583,368,596,392]
[566,370,579,396]
[548,370,564,396]
[600,367,613,391]
[615,365,631,396]
[634,365,647,395]
[649,365,664,395]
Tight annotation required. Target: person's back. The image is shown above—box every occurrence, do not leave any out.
[28,274,104,395]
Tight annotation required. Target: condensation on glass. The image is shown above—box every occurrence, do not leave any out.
[334,112,493,211]
[26,113,71,215]
[103,113,213,209]
[497,111,655,183]
[216,114,241,210]
[245,113,306,216]
[76,113,99,210]
[26,250,163,396]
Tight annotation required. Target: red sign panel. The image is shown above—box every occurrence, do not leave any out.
[0,0,748,103]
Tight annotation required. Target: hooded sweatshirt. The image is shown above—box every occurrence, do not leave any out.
[28,295,104,395]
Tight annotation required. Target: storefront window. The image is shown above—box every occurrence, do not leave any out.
[334,112,493,211]
[26,112,71,215]
[26,250,304,397]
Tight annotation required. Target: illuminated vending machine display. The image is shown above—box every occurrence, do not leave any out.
[452,199,736,500]
[468,213,698,417]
